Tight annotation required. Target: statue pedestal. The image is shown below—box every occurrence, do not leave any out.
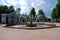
[26,23,37,27]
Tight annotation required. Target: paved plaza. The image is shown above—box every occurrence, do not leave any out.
[0,23,60,40]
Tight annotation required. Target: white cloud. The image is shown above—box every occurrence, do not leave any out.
[1,0,48,13]
[31,2,35,7]
[5,0,17,6]
[18,0,27,9]
[1,0,6,5]
[0,0,57,17]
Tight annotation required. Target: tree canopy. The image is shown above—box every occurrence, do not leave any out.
[15,8,21,15]
[51,0,60,19]
[0,5,15,14]
[36,9,46,22]
[38,10,45,17]
[51,8,58,19]
[51,0,60,22]
[30,7,36,17]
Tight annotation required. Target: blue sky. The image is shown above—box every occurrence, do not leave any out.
[0,0,58,18]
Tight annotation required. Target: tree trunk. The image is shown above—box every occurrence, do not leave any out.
[30,15,33,27]
[30,20,32,24]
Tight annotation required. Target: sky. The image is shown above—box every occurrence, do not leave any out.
[0,0,58,18]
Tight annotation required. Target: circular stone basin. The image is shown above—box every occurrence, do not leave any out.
[4,23,56,29]
[5,24,56,29]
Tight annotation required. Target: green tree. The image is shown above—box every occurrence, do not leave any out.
[30,8,36,17]
[3,5,9,13]
[20,14,27,22]
[38,10,44,15]
[0,5,15,13]
[51,8,58,19]
[38,10,45,17]
[30,7,36,24]
[16,8,21,15]
[9,6,15,13]
[36,10,45,22]
[51,0,60,22]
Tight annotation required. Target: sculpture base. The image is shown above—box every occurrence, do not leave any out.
[26,23,37,27]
